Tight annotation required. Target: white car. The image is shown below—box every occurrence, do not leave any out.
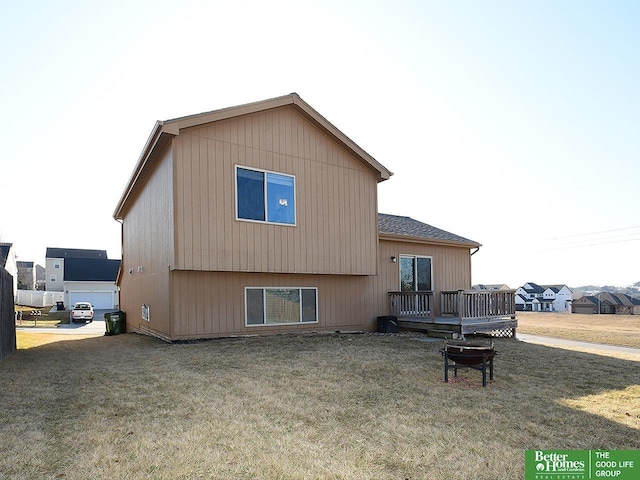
[70,302,94,323]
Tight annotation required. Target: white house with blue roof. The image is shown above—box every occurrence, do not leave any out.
[516,282,573,312]
[45,248,120,309]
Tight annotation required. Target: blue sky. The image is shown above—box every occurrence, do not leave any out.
[1,0,638,288]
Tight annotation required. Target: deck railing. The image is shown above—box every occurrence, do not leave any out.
[389,290,516,324]
[389,291,435,320]
[441,290,517,324]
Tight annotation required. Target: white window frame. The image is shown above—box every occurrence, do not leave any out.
[50,275,57,282]
[244,287,318,326]
[235,165,297,226]
[54,260,60,269]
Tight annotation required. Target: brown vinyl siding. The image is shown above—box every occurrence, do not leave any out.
[172,106,378,276]
[167,271,374,340]
[371,239,473,317]
[159,238,473,340]
[119,145,174,336]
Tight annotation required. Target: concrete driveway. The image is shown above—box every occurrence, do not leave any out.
[16,309,114,335]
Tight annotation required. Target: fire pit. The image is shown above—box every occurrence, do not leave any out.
[440,340,499,387]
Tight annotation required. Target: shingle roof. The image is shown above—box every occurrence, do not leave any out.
[64,258,120,282]
[523,283,545,294]
[378,214,479,246]
[46,248,108,259]
[611,293,640,306]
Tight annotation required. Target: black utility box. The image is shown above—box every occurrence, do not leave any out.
[376,315,398,333]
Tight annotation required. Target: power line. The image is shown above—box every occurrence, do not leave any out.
[522,235,640,253]
[502,227,640,254]
[522,225,640,245]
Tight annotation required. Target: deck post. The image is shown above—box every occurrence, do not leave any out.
[457,289,464,326]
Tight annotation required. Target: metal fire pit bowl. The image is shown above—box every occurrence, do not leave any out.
[440,340,500,387]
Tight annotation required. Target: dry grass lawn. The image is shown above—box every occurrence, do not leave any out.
[1,330,638,480]
[14,305,70,327]
[517,311,640,347]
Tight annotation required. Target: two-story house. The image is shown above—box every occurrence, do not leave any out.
[114,94,512,342]
[516,282,572,312]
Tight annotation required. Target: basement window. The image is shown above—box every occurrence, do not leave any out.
[245,287,317,326]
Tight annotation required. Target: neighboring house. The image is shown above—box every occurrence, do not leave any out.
[541,285,573,312]
[46,248,108,292]
[17,261,35,290]
[572,293,640,315]
[45,248,119,309]
[515,282,573,312]
[515,283,544,311]
[0,243,18,302]
[35,264,45,290]
[113,93,486,342]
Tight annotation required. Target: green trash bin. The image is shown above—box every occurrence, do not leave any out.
[104,311,126,335]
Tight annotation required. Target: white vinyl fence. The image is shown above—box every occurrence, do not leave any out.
[16,290,64,308]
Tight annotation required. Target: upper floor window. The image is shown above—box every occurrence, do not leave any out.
[54,260,60,269]
[236,166,295,225]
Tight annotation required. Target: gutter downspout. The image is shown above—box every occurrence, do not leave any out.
[471,247,480,256]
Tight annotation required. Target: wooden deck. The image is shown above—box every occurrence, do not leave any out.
[389,290,517,338]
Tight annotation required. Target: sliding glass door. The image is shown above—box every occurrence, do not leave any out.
[399,256,432,315]
[400,256,432,292]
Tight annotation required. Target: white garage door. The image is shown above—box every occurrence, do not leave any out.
[69,292,114,309]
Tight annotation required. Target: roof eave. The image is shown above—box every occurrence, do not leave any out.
[289,94,393,182]
[379,232,481,249]
[113,121,177,220]
[168,93,393,181]
[114,94,393,219]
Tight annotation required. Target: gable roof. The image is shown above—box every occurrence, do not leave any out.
[608,293,640,306]
[64,258,120,282]
[522,283,545,294]
[378,214,480,248]
[114,93,393,220]
[46,248,108,259]
[575,293,640,307]
[576,296,598,305]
